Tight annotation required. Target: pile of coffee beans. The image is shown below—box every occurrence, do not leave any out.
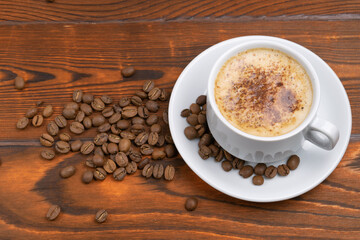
[16,102,54,130]
[182,95,300,186]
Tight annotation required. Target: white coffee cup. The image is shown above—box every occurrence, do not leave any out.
[206,40,339,163]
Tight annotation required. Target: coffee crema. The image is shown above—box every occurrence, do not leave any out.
[214,48,313,137]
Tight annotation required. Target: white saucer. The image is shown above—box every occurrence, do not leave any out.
[168,36,352,202]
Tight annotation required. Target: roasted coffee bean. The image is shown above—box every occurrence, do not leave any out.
[70,122,85,134]
[165,134,173,144]
[129,150,142,163]
[196,95,206,106]
[148,88,161,100]
[164,165,175,181]
[208,144,219,157]
[121,66,135,77]
[110,124,121,135]
[94,147,104,157]
[94,133,108,145]
[100,95,112,105]
[145,100,159,112]
[46,205,60,221]
[43,105,53,118]
[163,110,169,125]
[278,164,290,176]
[82,170,94,184]
[102,107,114,118]
[83,117,92,129]
[287,155,300,170]
[75,111,85,122]
[146,115,158,126]
[120,131,135,140]
[25,107,38,118]
[152,149,166,160]
[185,197,198,211]
[198,145,211,160]
[85,156,96,168]
[131,96,142,106]
[164,144,177,158]
[115,152,128,167]
[109,113,121,124]
[92,114,106,127]
[93,154,105,167]
[197,114,206,125]
[81,141,95,155]
[54,115,67,128]
[71,140,82,152]
[108,134,121,144]
[215,149,224,162]
[122,106,137,119]
[223,151,234,162]
[60,165,75,178]
[232,158,245,169]
[111,104,122,114]
[41,149,55,160]
[55,141,70,154]
[135,91,147,99]
[138,106,149,118]
[119,97,130,107]
[103,159,117,173]
[62,108,76,120]
[91,98,105,111]
[132,117,145,125]
[107,143,118,154]
[47,121,59,136]
[80,103,93,116]
[201,104,207,112]
[252,175,264,186]
[98,122,111,133]
[59,133,71,142]
[131,124,145,135]
[187,114,199,126]
[135,132,149,146]
[159,89,168,101]
[125,161,137,174]
[181,109,190,117]
[82,93,94,104]
[221,160,233,172]
[184,126,198,140]
[148,132,159,146]
[117,120,130,129]
[140,144,153,155]
[64,102,79,111]
[95,209,108,223]
[239,165,254,178]
[138,157,150,169]
[118,139,131,153]
[142,164,153,178]
[153,163,164,179]
[143,80,154,93]
[198,133,212,147]
[156,134,165,147]
[94,168,107,180]
[14,76,25,90]
[73,89,83,103]
[190,103,201,114]
[195,124,206,137]
[17,117,29,129]
[113,167,126,181]
[150,124,161,133]
[101,143,109,154]
[254,163,267,175]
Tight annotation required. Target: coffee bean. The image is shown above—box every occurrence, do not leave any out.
[108,112,121,124]
[135,132,149,146]
[125,161,137,174]
[108,134,121,144]
[153,163,164,179]
[91,98,105,111]
[95,209,108,223]
[145,100,159,112]
[201,104,207,112]
[181,109,190,117]
[113,167,126,181]
[94,168,107,181]
[198,133,213,147]
[156,134,165,147]
[93,154,105,167]
[142,164,153,178]
[59,133,71,142]
[254,163,267,175]
[287,155,300,170]
[110,124,121,135]
[85,156,96,168]
[119,97,130,107]
[165,134,173,144]
[163,110,169,125]
[16,117,29,129]
[232,158,245,169]
[47,121,59,136]
[221,160,232,172]
[129,150,142,163]
[146,115,158,126]
[102,107,114,118]
[196,95,207,106]
[92,114,106,127]
[82,93,94,104]
[278,164,290,176]
[239,165,254,178]
[150,124,161,133]
[25,107,38,118]
[190,103,201,114]
[138,106,149,118]
[143,80,154,93]
[80,103,93,116]
[131,124,145,135]
[83,117,92,129]
[41,149,55,160]
[152,149,166,160]
[264,165,277,178]
[184,126,198,139]
[252,175,264,186]
[122,66,135,77]
[134,91,147,99]
[73,89,83,103]
[117,120,130,129]
[70,122,85,134]
[138,157,150,169]
[42,105,53,118]
[94,147,104,157]
[148,132,159,146]
[100,95,112,105]
[197,114,206,125]
[148,88,161,100]
[82,170,93,184]
[55,141,70,154]
[60,166,76,178]
[14,76,25,90]
[81,141,95,155]
[185,197,198,211]
[115,152,128,167]
[164,144,177,158]
[98,122,111,133]
[198,145,211,160]
[208,144,219,157]
[113,104,122,114]
[54,115,67,128]
[118,139,131,153]
[187,114,199,126]
[71,140,82,152]
[120,131,135,140]
[215,149,224,162]
[40,133,54,147]
[195,124,206,137]
[140,144,153,155]
[101,143,109,155]
[64,102,79,111]
[107,143,118,154]
[62,108,76,120]
[94,133,108,146]
[75,111,85,122]
[103,159,117,173]
[122,106,137,119]
[131,96,142,106]
[164,165,175,181]
[46,205,60,221]
[159,89,168,101]
[132,117,145,125]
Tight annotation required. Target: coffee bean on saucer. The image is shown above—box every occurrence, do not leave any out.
[239,165,253,178]
[215,149,224,162]
[223,150,234,161]
[80,103,93,116]
[190,103,201,114]
[43,105,53,118]
[14,76,25,90]
[41,149,55,160]
[196,95,206,106]
[70,122,85,134]
[17,117,29,129]
[145,100,159,112]
[148,88,161,100]
[185,197,198,211]
[54,115,67,128]
[82,93,94,104]
[278,164,290,176]
[186,114,198,126]
[232,158,245,169]
[71,140,82,152]
[80,141,95,155]
[142,164,153,178]
[198,145,211,160]
[94,168,107,181]
[208,144,219,157]
[184,126,198,140]
[198,133,212,147]
[113,167,126,181]
[121,66,135,77]
[40,133,54,147]
[143,80,154,93]
[221,160,232,172]
[62,108,76,120]
[287,155,300,170]
[252,175,264,186]
[264,165,277,178]
[60,166,76,178]
[100,95,113,105]
[164,165,175,181]
[195,124,205,137]
[59,133,71,142]
[82,170,94,184]
[91,98,105,111]
[95,209,108,223]
[152,163,164,179]
[254,163,267,175]
[197,114,206,125]
[46,205,60,221]
[73,89,83,103]
[25,107,38,118]
[181,109,190,117]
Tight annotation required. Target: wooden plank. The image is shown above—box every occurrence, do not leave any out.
[0,0,359,22]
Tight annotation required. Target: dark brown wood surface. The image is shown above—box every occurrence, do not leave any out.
[0,1,359,239]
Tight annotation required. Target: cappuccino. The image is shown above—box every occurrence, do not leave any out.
[214,48,312,137]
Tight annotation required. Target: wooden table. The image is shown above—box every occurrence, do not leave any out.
[0,1,359,239]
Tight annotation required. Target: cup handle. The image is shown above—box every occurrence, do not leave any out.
[304,117,339,150]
